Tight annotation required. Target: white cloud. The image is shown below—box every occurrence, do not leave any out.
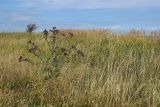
[10,13,35,21]
[151,26,160,30]
[20,0,160,9]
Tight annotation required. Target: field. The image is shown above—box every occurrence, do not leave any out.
[0,30,160,107]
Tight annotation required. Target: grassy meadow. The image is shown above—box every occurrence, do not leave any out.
[0,30,160,107]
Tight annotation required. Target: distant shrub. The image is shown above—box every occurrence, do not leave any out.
[26,24,38,35]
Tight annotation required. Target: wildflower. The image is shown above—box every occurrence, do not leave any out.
[49,29,59,35]
[42,29,48,38]
[53,27,56,30]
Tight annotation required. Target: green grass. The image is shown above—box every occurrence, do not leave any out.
[0,30,160,107]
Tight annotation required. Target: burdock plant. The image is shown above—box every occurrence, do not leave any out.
[19,27,84,80]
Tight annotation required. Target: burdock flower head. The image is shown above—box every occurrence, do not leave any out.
[49,27,60,35]
[53,27,56,30]
[42,29,49,39]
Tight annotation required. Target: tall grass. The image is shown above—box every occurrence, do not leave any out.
[0,30,160,107]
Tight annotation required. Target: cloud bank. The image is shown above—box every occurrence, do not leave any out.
[10,13,35,21]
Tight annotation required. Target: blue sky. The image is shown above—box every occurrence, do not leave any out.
[0,0,160,31]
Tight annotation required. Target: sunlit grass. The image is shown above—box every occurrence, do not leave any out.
[0,30,160,107]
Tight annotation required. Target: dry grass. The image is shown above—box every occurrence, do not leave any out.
[0,30,160,107]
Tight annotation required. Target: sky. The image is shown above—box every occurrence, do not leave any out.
[0,0,160,31]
